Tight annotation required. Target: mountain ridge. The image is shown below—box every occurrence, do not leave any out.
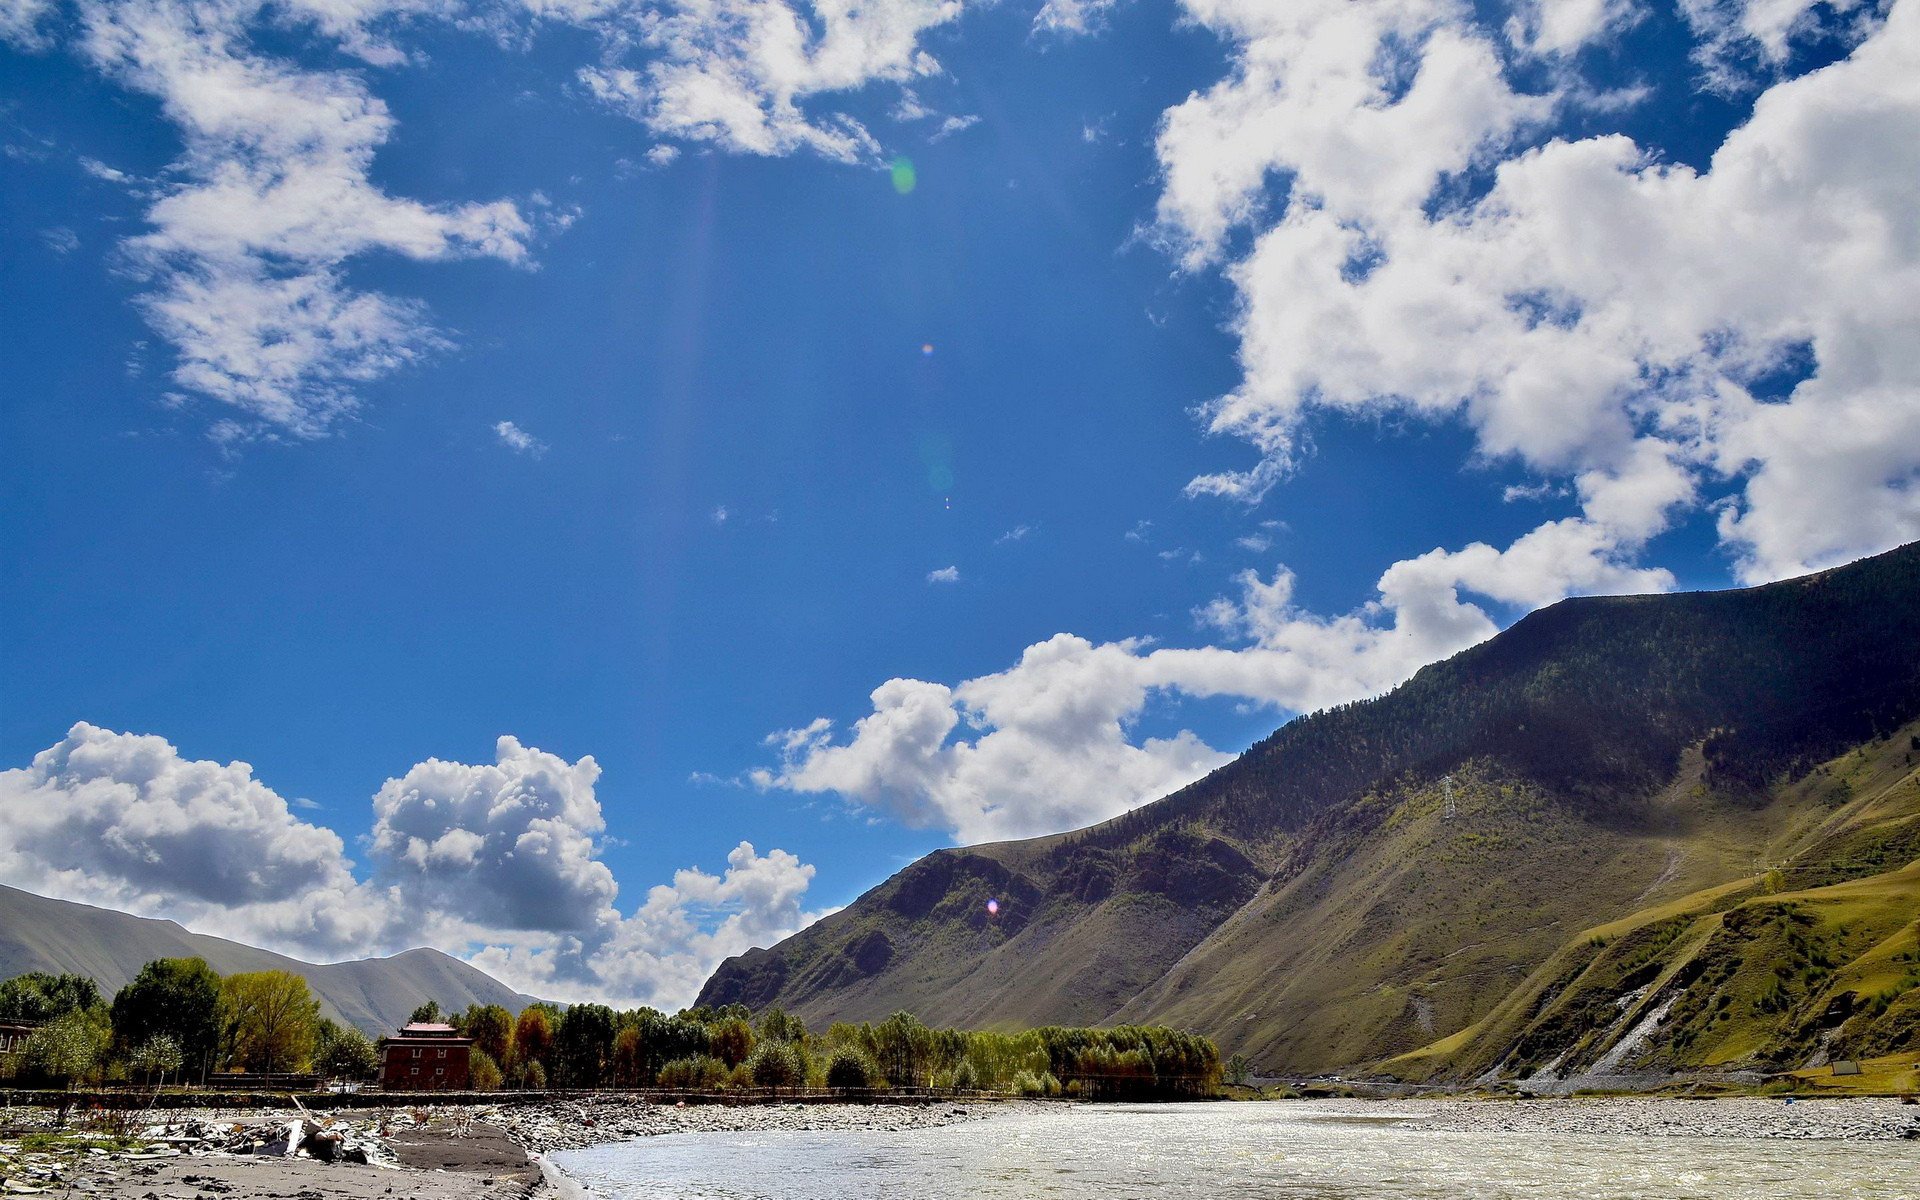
[698,542,1920,1078]
[0,885,539,1034]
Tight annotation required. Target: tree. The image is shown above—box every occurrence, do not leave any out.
[129,1034,185,1085]
[0,972,101,1024]
[470,1047,504,1091]
[1224,1053,1252,1088]
[706,1015,754,1068]
[871,1011,933,1087]
[23,1008,110,1088]
[111,958,221,1082]
[824,1046,876,1090]
[512,1005,555,1077]
[220,971,319,1075]
[555,1003,617,1087]
[462,1003,513,1066]
[757,1007,806,1044]
[314,1019,377,1080]
[746,1040,804,1090]
[408,999,444,1025]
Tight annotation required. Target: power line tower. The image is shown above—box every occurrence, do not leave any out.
[1443,775,1457,822]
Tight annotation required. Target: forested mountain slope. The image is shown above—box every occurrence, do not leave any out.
[700,542,1920,1076]
[0,885,537,1034]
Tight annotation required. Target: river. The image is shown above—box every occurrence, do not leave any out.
[548,1101,1920,1199]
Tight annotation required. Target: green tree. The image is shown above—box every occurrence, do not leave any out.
[111,957,221,1081]
[871,1011,933,1087]
[129,1034,185,1085]
[746,1039,805,1089]
[23,1008,110,1088]
[470,1047,504,1091]
[0,972,101,1023]
[220,970,320,1074]
[656,1054,729,1089]
[1224,1053,1252,1087]
[757,1007,806,1044]
[408,999,444,1025]
[824,1046,876,1090]
[314,1019,377,1079]
[555,1003,617,1087]
[706,1015,755,1067]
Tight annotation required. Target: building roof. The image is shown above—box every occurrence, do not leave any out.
[400,1022,459,1035]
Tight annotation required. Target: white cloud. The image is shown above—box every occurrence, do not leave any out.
[0,0,52,46]
[1034,0,1120,37]
[493,419,548,456]
[1156,0,1920,584]
[0,723,393,955]
[760,520,1671,843]
[932,113,980,140]
[40,226,80,254]
[567,0,970,162]
[996,523,1035,543]
[78,156,133,183]
[1504,0,1643,57]
[59,0,536,443]
[926,564,961,583]
[0,724,821,1009]
[1679,0,1883,90]
[645,143,681,167]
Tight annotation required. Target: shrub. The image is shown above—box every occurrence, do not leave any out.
[657,1054,730,1090]
[747,1040,805,1089]
[825,1046,877,1090]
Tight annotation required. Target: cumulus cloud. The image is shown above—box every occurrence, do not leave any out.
[1156,0,1920,584]
[0,723,393,954]
[926,564,960,583]
[759,520,1671,842]
[0,724,820,1009]
[493,420,548,456]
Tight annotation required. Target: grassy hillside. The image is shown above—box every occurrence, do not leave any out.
[0,886,537,1034]
[700,542,1920,1078]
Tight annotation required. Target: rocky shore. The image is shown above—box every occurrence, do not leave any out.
[491,1095,1014,1155]
[1335,1095,1920,1141]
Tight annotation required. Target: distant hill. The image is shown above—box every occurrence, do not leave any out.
[0,886,539,1034]
[699,542,1920,1081]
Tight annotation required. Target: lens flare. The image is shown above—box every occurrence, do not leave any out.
[891,157,917,195]
[921,343,934,356]
[985,897,1000,917]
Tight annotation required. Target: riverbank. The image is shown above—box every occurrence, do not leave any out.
[5,1094,1916,1197]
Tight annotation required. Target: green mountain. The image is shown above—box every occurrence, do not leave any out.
[0,885,538,1035]
[699,542,1920,1081]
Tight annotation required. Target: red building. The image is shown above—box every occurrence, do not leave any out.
[379,1022,472,1091]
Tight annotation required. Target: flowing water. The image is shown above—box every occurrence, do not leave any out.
[549,1102,1920,1199]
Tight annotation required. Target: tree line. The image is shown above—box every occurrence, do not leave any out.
[0,961,370,1088]
[2,962,1219,1099]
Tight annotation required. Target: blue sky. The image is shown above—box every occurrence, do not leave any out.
[3,0,1915,1007]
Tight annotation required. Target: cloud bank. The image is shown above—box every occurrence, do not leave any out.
[0,723,821,1009]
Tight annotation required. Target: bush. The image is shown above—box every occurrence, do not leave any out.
[470,1048,503,1091]
[657,1055,730,1090]
[825,1046,877,1090]
[747,1040,805,1089]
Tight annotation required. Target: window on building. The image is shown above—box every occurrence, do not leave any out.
[437,1048,447,1058]
[412,1047,421,1058]
[410,1067,419,1075]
